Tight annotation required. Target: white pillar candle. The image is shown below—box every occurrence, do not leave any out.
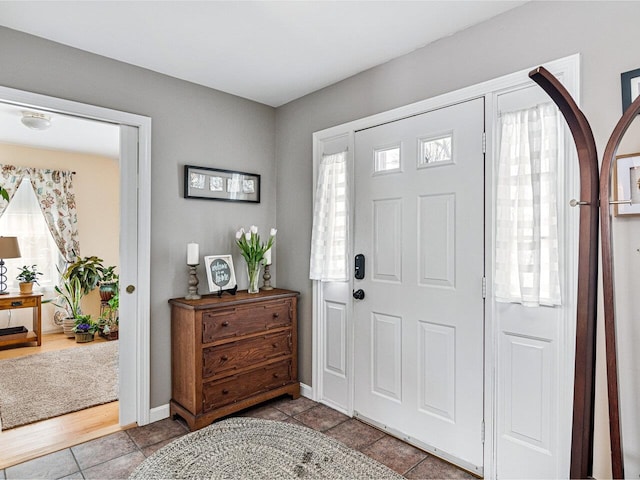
[264,247,272,265]
[187,242,199,265]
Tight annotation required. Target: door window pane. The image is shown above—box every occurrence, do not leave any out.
[374,145,401,173]
[418,134,453,167]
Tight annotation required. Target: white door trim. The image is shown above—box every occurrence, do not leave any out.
[0,85,152,427]
[312,53,580,478]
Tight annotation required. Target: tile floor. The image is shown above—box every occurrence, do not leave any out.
[0,396,475,479]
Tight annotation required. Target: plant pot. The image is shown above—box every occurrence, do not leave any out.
[99,282,117,302]
[102,330,119,341]
[62,318,76,338]
[19,282,33,294]
[75,332,95,343]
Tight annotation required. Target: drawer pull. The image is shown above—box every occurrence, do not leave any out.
[222,389,229,394]
[273,312,279,318]
[221,321,230,327]
[11,301,23,307]
[273,373,279,378]
[272,343,278,348]
[221,355,228,361]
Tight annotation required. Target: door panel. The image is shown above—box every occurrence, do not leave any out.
[373,198,402,282]
[353,98,485,471]
[418,193,455,287]
[494,84,574,479]
[315,133,352,413]
[371,312,403,401]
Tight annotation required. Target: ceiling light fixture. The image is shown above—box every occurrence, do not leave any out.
[21,111,51,130]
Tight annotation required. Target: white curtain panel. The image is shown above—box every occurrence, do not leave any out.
[495,103,562,307]
[309,151,349,282]
[0,180,63,290]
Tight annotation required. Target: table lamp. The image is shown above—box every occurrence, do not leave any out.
[0,236,21,294]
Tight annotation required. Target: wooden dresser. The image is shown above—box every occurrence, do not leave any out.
[169,288,300,430]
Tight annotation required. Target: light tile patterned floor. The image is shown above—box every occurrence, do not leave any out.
[1,396,474,479]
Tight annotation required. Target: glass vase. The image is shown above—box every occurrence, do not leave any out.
[246,261,261,294]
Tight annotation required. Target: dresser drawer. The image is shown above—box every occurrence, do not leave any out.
[202,299,292,343]
[202,360,292,411]
[203,330,291,378]
[0,296,38,309]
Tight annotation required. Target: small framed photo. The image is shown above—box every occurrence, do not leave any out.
[209,176,224,192]
[184,165,260,203]
[613,152,640,215]
[621,67,640,113]
[204,255,237,293]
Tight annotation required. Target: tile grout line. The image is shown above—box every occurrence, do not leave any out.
[67,447,83,478]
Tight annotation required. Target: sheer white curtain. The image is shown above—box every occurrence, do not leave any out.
[0,180,63,291]
[495,103,562,307]
[309,151,349,282]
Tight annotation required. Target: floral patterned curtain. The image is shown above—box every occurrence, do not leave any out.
[0,164,80,263]
[0,165,28,215]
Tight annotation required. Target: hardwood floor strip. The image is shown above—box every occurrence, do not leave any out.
[0,402,123,469]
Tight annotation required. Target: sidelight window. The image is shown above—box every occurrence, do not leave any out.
[495,103,562,307]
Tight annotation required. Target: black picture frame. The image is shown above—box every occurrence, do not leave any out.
[621,67,640,113]
[184,165,260,203]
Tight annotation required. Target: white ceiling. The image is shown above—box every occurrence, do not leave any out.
[0,103,120,159]
[0,0,526,157]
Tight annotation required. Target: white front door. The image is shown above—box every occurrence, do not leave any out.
[353,98,485,473]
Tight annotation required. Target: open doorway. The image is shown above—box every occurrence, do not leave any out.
[0,86,151,469]
[0,103,120,467]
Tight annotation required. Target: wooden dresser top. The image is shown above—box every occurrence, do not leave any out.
[169,288,299,310]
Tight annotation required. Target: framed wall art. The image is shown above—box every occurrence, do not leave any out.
[184,165,260,203]
[204,254,238,295]
[621,67,640,113]
[613,152,640,216]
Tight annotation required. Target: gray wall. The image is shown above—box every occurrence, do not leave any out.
[274,2,640,476]
[0,26,277,407]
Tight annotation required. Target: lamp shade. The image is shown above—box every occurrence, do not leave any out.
[0,237,21,259]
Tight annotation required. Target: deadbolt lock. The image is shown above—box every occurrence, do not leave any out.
[126,285,136,294]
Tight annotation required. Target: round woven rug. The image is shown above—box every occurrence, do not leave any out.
[129,417,403,479]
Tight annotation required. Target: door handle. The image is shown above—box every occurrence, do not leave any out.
[353,289,365,300]
[126,285,135,294]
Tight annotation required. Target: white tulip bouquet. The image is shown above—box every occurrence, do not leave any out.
[235,225,276,292]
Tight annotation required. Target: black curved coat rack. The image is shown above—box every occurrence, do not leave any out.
[529,66,640,479]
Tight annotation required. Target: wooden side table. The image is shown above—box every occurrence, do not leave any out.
[0,292,42,348]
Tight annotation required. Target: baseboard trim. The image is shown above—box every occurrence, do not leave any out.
[148,384,314,425]
[300,382,313,400]
[149,404,170,423]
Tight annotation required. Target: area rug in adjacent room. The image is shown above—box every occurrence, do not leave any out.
[130,417,403,479]
[0,341,118,430]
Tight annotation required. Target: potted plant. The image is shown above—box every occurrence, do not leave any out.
[72,314,98,343]
[63,255,105,296]
[98,266,118,302]
[53,272,84,337]
[16,264,42,294]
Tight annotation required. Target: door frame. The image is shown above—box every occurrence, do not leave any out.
[312,54,580,477]
[0,84,152,427]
